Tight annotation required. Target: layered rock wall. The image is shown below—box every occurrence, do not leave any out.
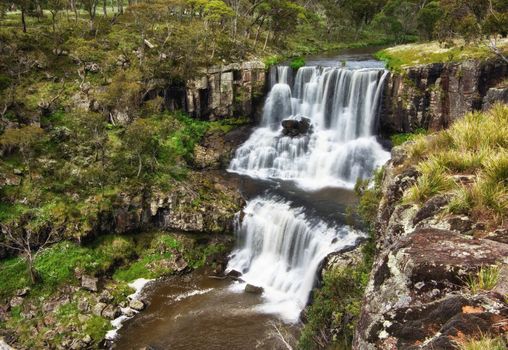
[147,61,267,121]
[380,59,508,133]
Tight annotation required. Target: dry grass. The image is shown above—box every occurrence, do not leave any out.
[456,334,507,350]
[403,103,508,224]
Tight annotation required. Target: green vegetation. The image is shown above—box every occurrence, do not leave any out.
[0,230,229,348]
[376,40,508,71]
[289,57,306,70]
[465,266,500,294]
[299,168,383,349]
[457,335,507,350]
[390,128,427,146]
[401,104,508,225]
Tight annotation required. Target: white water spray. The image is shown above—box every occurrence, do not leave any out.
[229,65,390,189]
[227,63,388,323]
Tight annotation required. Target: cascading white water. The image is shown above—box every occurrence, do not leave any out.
[227,62,389,323]
[227,196,359,322]
[229,65,390,189]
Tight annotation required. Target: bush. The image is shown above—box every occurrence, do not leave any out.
[290,56,306,70]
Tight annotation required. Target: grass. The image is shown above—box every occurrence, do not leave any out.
[404,161,456,203]
[465,266,500,294]
[390,128,427,146]
[401,104,508,224]
[376,39,508,71]
[457,335,507,350]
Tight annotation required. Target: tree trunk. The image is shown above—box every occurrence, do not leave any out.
[52,12,56,32]
[21,9,27,33]
[27,255,38,284]
[136,153,142,178]
[103,0,107,16]
[118,0,123,15]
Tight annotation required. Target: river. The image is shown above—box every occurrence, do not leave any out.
[114,49,389,349]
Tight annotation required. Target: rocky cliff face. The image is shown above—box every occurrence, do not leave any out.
[353,147,508,350]
[96,176,244,236]
[381,59,508,133]
[145,61,266,121]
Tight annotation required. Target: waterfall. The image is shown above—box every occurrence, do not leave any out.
[227,196,359,322]
[227,63,389,323]
[229,65,390,190]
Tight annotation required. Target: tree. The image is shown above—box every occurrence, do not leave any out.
[80,0,99,31]
[47,0,66,32]
[15,0,32,32]
[121,118,160,178]
[417,1,442,40]
[0,218,55,284]
[0,126,44,180]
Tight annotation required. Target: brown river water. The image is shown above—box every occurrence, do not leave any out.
[114,270,300,349]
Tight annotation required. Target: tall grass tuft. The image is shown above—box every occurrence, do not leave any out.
[456,335,506,350]
[402,103,508,223]
[464,265,500,294]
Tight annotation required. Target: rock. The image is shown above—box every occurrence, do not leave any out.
[99,290,113,303]
[354,228,508,349]
[82,335,92,345]
[81,275,98,292]
[0,338,15,350]
[244,284,264,294]
[92,302,107,316]
[483,87,508,111]
[102,305,121,320]
[381,59,508,133]
[9,297,23,308]
[15,287,30,297]
[281,116,311,137]
[227,270,242,278]
[84,62,100,73]
[129,299,145,311]
[77,298,89,313]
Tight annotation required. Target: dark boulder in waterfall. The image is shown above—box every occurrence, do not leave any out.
[244,284,264,294]
[281,116,311,137]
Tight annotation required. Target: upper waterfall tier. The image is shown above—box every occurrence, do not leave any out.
[229,65,391,190]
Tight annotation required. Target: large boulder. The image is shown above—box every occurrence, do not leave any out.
[354,228,508,350]
[281,116,311,137]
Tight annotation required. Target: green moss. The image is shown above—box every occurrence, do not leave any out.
[0,257,31,299]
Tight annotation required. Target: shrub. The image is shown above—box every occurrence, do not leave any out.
[290,56,306,70]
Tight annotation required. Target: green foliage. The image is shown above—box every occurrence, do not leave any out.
[355,166,385,227]
[299,168,382,349]
[289,57,305,70]
[465,266,500,294]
